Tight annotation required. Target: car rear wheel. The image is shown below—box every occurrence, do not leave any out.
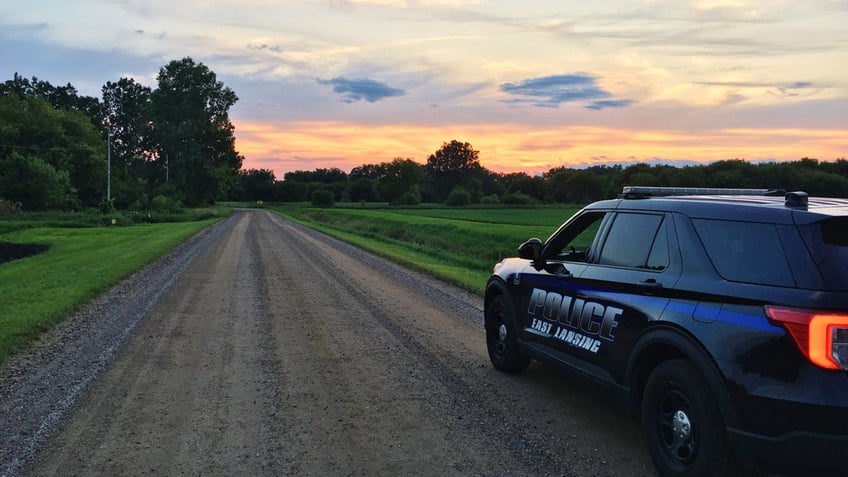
[641,360,733,477]
[485,295,530,373]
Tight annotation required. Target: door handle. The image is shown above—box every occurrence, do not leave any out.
[638,278,662,292]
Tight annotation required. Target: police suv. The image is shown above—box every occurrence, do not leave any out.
[484,186,848,477]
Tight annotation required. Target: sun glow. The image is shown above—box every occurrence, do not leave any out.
[235,120,847,178]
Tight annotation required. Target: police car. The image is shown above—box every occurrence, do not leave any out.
[484,186,848,477]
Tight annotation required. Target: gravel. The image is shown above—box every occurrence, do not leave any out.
[0,219,230,477]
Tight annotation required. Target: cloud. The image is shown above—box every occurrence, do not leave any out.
[694,80,816,98]
[696,80,814,89]
[0,34,163,96]
[4,23,49,35]
[316,77,406,103]
[499,73,634,110]
[586,99,636,110]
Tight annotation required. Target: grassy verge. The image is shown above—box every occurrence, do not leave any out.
[271,204,578,294]
[0,212,227,366]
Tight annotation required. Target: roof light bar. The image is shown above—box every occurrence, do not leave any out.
[621,186,785,197]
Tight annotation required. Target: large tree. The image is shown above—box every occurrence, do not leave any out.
[426,140,480,176]
[376,158,423,204]
[236,168,276,201]
[102,78,154,207]
[0,73,103,129]
[423,140,481,202]
[149,58,243,205]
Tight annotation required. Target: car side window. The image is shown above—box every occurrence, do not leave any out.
[597,213,667,270]
[545,211,606,262]
[693,219,794,286]
[646,220,670,270]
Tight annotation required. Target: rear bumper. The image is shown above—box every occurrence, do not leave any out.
[720,365,848,476]
[728,427,848,476]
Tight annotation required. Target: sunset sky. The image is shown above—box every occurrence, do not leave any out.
[1,0,846,178]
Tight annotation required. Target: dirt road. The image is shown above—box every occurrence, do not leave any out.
[9,210,656,476]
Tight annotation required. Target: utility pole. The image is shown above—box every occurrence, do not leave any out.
[106,129,111,200]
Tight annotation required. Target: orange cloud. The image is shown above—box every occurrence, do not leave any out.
[235,120,847,178]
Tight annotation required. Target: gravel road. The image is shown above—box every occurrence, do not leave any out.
[1,209,656,476]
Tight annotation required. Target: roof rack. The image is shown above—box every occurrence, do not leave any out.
[620,186,786,198]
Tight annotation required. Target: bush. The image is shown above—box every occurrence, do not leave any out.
[502,192,533,205]
[480,194,500,205]
[394,190,421,206]
[151,195,184,212]
[445,187,471,206]
[99,198,117,215]
[311,189,335,207]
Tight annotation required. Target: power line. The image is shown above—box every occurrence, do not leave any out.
[0,143,97,152]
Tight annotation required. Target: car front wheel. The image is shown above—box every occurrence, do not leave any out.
[485,295,530,373]
[641,359,734,477]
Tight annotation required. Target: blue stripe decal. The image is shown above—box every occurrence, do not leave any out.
[715,309,783,333]
[521,274,783,333]
[665,300,698,316]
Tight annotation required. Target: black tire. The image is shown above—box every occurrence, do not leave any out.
[485,295,530,373]
[641,360,733,477]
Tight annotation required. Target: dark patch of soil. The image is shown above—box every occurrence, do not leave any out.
[0,241,50,264]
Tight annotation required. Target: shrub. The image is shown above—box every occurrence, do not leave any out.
[151,195,184,212]
[311,189,335,207]
[445,187,471,206]
[99,198,117,215]
[395,191,421,206]
[480,194,500,205]
[502,192,533,205]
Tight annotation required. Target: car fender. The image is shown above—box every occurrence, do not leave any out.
[484,277,519,319]
[624,325,740,429]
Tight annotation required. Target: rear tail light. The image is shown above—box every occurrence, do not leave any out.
[766,306,848,371]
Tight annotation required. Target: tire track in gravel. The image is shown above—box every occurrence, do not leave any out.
[261,213,571,476]
[250,211,513,475]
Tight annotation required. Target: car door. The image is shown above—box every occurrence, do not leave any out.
[576,211,681,380]
[512,209,610,379]
[517,210,680,385]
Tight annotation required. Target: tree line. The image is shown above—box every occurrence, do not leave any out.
[235,142,848,206]
[2,63,846,212]
[0,58,242,212]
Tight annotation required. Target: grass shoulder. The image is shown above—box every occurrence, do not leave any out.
[0,207,231,366]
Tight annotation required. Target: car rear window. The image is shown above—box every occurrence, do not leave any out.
[798,217,848,290]
[692,219,795,287]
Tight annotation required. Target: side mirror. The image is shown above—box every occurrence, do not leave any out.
[518,238,544,269]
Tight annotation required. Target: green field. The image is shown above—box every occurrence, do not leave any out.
[0,214,226,366]
[271,204,580,293]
